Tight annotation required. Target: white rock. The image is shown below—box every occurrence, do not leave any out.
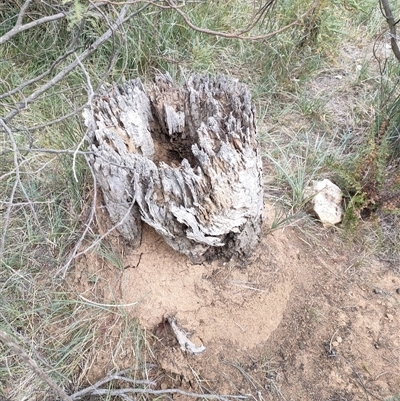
[305,179,344,226]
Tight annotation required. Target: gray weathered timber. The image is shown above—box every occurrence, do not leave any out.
[84,74,263,263]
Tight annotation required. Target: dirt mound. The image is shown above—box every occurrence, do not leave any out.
[120,205,297,350]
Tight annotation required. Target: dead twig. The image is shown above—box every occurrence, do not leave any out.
[0,120,53,256]
[70,369,156,400]
[25,104,88,131]
[3,5,130,123]
[71,386,248,401]
[329,329,339,354]
[0,3,67,45]
[56,198,136,277]
[55,152,98,279]
[0,329,73,401]
[163,0,321,41]
[380,0,400,62]
[0,48,82,101]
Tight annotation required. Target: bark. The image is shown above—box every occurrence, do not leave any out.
[84,74,263,263]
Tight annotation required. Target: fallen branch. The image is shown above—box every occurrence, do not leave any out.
[70,370,156,400]
[71,386,248,401]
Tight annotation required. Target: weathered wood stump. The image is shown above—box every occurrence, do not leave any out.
[84,74,263,263]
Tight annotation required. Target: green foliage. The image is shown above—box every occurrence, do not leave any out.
[63,0,87,29]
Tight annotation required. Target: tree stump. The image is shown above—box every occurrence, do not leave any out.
[84,74,263,263]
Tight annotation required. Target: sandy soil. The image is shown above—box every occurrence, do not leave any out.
[70,199,400,400]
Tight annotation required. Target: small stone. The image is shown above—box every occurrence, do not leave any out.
[396,288,400,294]
[332,341,339,347]
[386,313,394,321]
[373,288,382,294]
[161,383,168,390]
[336,336,343,343]
[304,179,344,226]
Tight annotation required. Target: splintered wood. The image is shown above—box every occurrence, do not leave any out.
[84,74,263,264]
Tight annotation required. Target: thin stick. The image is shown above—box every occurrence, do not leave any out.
[329,329,339,353]
[0,330,73,401]
[78,295,139,308]
[55,154,98,278]
[0,48,81,101]
[164,0,320,41]
[55,198,136,278]
[3,5,130,123]
[71,374,155,399]
[0,8,67,45]
[24,105,87,131]
[0,120,52,255]
[71,386,248,401]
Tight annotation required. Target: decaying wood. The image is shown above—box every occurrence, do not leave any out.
[84,74,263,263]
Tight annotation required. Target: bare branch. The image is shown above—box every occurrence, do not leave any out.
[1,147,90,157]
[0,160,18,257]
[163,0,320,41]
[70,366,246,401]
[0,120,53,256]
[3,5,131,123]
[54,52,98,278]
[70,371,155,400]
[0,47,81,100]
[55,197,135,278]
[380,0,400,61]
[0,11,68,45]
[25,104,88,132]
[16,0,32,27]
[97,0,183,9]
[0,329,73,401]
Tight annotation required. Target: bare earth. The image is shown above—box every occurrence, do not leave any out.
[70,200,400,400]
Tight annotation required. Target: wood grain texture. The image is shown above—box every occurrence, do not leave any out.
[84,74,263,263]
